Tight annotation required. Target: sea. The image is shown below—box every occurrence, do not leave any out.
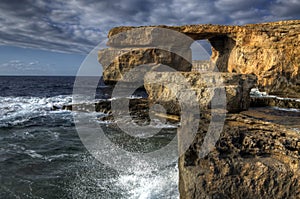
[0,76,179,199]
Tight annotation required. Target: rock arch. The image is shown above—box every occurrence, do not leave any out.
[105,20,300,97]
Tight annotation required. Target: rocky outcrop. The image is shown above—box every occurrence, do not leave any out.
[251,97,300,109]
[227,21,300,98]
[65,98,300,198]
[250,88,300,109]
[97,20,300,199]
[179,112,300,199]
[144,72,257,113]
[106,20,300,98]
[99,48,192,84]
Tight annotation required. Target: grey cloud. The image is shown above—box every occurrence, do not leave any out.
[214,0,269,12]
[0,60,48,72]
[0,0,299,54]
[271,0,300,18]
[229,8,270,24]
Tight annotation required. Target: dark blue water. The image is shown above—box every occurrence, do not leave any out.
[0,76,179,199]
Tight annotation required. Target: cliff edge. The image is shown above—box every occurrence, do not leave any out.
[99,20,300,198]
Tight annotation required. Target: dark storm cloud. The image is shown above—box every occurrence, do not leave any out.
[271,0,300,18]
[0,0,299,54]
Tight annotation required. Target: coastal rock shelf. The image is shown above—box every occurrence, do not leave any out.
[179,112,300,199]
[251,96,300,109]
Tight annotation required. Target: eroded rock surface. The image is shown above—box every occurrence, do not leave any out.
[179,112,300,199]
[97,20,300,199]
[99,48,192,84]
[144,72,257,113]
[251,97,300,109]
[105,20,300,97]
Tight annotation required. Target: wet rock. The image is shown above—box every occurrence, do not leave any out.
[251,97,300,109]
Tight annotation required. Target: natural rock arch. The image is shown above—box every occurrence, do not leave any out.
[106,20,300,97]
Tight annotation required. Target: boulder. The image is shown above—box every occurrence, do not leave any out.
[144,72,257,113]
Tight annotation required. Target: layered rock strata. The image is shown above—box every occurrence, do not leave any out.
[106,20,300,98]
[144,72,257,113]
[179,112,300,199]
[99,48,192,84]
[98,20,300,199]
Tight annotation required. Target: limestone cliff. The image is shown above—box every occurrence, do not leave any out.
[144,72,256,113]
[98,20,300,199]
[106,20,300,98]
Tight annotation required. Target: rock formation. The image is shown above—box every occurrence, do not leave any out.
[98,20,300,199]
[106,20,300,98]
[99,48,192,84]
[251,96,300,109]
[179,112,300,199]
[144,72,256,113]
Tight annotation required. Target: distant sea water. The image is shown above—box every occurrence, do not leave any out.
[0,76,179,199]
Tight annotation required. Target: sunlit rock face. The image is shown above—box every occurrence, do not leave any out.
[179,112,300,199]
[99,20,300,199]
[106,20,300,98]
[98,48,192,84]
[144,72,257,113]
[227,20,300,98]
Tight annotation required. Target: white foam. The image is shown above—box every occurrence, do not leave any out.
[68,153,179,198]
[25,150,44,159]
[97,120,113,125]
[272,106,300,112]
[45,153,79,162]
[0,95,73,127]
[250,88,300,102]
[250,88,269,97]
[116,162,179,199]
[108,95,144,101]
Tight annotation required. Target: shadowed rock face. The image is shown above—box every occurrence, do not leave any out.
[209,35,236,72]
[106,20,300,98]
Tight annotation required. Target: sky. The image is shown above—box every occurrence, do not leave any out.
[0,0,299,76]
